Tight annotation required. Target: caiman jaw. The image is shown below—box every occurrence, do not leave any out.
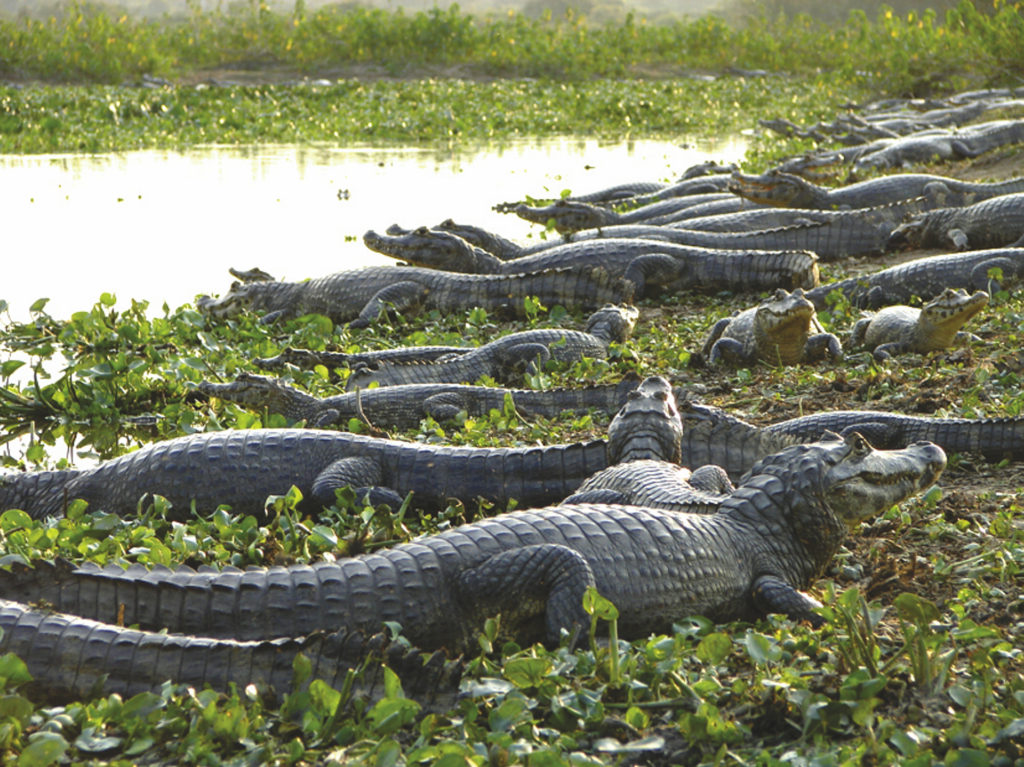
[824,432,947,526]
[607,376,684,464]
[196,283,250,319]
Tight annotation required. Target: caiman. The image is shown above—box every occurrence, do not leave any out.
[0,361,669,520]
[850,288,989,361]
[344,304,636,390]
[887,193,1024,251]
[561,376,733,512]
[198,373,647,430]
[0,603,462,708]
[677,401,1020,481]
[729,169,1024,210]
[852,118,1024,173]
[363,230,821,294]
[804,248,1024,309]
[0,433,946,650]
[195,262,632,327]
[701,288,843,367]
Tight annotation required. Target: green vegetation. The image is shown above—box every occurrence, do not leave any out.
[0,1,1023,764]
[4,0,1022,86]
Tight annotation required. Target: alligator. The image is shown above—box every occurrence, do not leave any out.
[887,193,1024,251]
[852,118,1024,173]
[701,288,843,367]
[561,376,733,511]
[198,373,647,430]
[850,288,989,361]
[492,163,737,210]
[0,433,947,650]
[362,230,821,294]
[729,170,1024,210]
[344,304,637,390]
[256,344,472,372]
[511,195,756,234]
[0,600,462,709]
[804,248,1024,310]
[195,262,633,328]
[0,359,676,521]
[676,401,1021,481]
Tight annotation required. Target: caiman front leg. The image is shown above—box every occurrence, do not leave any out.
[496,343,553,380]
[804,332,844,362]
[312,456,405,509]
[349,282,431,329]
[969,257,1019,294]
[455,544,596,647]
[751,574,824,627]
[621,254,684,299]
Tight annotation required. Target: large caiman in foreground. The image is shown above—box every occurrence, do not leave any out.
[0,433,945,654]
[0,370,675,520]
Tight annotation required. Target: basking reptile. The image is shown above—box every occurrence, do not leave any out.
[701,288,843,367]
[195,262,632,327]
[853,118,1024,173]
[850,288,989,361]
[0,361,677,521]
[0,433,946,651]
[677,401,1021,480]
[345,305,636,389]
[0,603,462,709]
[363,230,821,294]
[199,373,646,430]
[804,248,1024,309]
[511,195,758,234]
[887,193,1024,251]
[729,170,1024,210]
[562,376,733,511]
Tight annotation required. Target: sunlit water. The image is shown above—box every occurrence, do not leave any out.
[0,136,747,322]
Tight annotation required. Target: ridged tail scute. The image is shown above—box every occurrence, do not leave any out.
[0,599,463,710]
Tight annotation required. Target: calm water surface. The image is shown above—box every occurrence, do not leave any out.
[1,136,746,322]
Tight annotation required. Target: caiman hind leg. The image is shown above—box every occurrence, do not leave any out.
[751,574,824,627]
[312,456,405,509]
[349,282,431,329]
[455,543,596,648]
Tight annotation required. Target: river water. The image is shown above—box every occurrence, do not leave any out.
[0,136,746,322]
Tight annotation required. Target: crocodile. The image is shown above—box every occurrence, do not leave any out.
[0,433,947,650]
[804,248,1024,310]
[198,373,647,430]
[850,288,989,361]
[0,360,675,521]
[511,195,755,234]
[195,262,633,328]
[887,193,1024,251]
[852,118,1024,173]
[0,600,462,709]
[561,376,734,511]
[728,170,1024,210]
[256,344,472,372]
[701,288,843,367]
[345,304,636,390]
[676,401,1022,481]
[362,230,821,295]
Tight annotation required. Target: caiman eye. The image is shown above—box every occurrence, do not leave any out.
[846,432,871,455]
[654,390,668,401]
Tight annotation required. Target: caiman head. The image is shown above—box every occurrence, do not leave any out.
[727,170,820,208]
[512,199,615,234]
[753,288,817,364]
[743,431,946,530]
[584,304,639,344]
[198,372,294,410]
[607,376,684,464]
[362,227,501,273]
[918,287,988,343]
[196,267,276,318]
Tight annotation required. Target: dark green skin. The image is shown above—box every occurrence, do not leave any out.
[195,263,632,327]
[729,170,1024,210]
[199,373,646,430]
[0,599,462,709]
[0,435,947,652]
[805,248,1024,309]
[363,230,821,294]
[679,401,1024,481]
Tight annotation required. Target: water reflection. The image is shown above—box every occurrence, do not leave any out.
[1,136,746,321]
